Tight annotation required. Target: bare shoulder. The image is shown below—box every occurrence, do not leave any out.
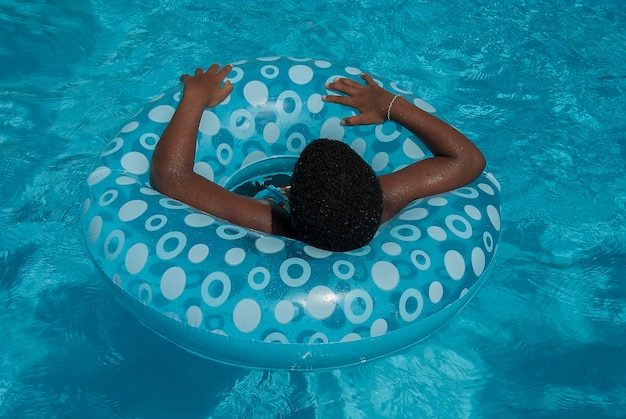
[378,156,456,223]
[379,168,425,223]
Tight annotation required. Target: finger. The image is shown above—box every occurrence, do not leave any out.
[337,77,364,88]
[322,94,354,107]
[341,115,365,126]
[194,67,204,76]
[342,114,379,126]
[180,73,190,82]
[207,63,221,73]
[361,73,377,86]
[329,77,363,90]
[216,64,233,79]
[326,77,364,95]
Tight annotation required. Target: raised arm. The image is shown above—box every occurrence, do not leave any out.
[323,74,486,222]
[150,64,277,233]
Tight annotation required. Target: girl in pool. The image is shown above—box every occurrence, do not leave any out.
[150,63,485,252]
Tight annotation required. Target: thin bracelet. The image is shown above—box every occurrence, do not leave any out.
[386,94,401,121]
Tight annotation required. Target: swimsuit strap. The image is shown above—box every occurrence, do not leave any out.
[254,185,291,214]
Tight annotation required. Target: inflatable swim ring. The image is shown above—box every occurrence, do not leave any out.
[81,57,501,370]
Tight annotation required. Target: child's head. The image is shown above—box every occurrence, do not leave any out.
[290,138,383,251]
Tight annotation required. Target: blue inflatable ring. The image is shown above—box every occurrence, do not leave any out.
[81,57,501,370]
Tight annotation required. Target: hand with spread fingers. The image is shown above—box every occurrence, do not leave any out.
[323,74,395,126]
[180,63,234,109]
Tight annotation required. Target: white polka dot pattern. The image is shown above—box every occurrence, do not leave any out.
[80,57,501,371]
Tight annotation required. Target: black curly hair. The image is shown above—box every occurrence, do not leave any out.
[290,138,383,252]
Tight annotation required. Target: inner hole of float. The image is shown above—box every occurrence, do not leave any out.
[225,156,298,197]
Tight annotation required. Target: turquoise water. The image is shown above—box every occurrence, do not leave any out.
[1,0,625,417]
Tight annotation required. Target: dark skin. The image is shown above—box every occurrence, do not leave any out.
[150,63,486,239]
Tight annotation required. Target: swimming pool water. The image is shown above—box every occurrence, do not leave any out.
[1,0,625,417]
